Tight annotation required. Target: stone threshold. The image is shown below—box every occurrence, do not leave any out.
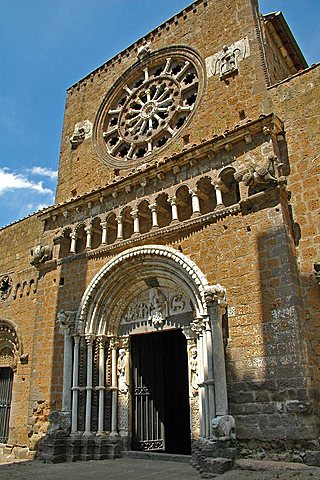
[122,450,191,463]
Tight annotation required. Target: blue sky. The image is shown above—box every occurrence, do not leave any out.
[0,0,319,229]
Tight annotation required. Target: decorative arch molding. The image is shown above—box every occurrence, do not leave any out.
[0,318,23,370]
[76,245,212,336]
[57,244,232,447]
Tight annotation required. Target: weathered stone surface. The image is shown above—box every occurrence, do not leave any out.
[0,0,319,471]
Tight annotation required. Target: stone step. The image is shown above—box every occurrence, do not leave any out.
[235,458,320,472]
[122,450,191,463]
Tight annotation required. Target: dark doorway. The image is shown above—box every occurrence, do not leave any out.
[131,329,191,454]
[0,367,13,443]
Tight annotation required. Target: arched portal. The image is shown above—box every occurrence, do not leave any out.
[60,245,230,456]
[0,319,21,443]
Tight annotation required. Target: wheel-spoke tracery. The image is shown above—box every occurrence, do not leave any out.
[94,47,205,167]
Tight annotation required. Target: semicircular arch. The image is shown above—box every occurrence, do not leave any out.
[77,245,209,336]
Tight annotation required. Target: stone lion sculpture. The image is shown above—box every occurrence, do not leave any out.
[30,245,52,266]
[211,415,236,441]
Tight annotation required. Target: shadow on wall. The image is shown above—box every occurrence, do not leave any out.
[226,217,318,456]
[26,245,89,458]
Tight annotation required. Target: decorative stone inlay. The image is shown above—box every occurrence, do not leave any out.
[93,46,205,168]
[0,275,13,302]
[70,120,93,149]
[205,37,250,79]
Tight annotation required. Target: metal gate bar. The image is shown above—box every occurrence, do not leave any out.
[0,368,13,443]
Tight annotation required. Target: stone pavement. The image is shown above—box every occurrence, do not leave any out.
[0,455,320,480]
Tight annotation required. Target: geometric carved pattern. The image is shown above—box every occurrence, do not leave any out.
[93,46,205,168]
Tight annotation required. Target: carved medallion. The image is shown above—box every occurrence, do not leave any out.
[0,275,13,302]
[93,46,205,168]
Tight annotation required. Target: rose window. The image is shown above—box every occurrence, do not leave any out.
[93,47,205,168]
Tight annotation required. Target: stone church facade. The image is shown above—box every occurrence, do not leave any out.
[0,0,319,471]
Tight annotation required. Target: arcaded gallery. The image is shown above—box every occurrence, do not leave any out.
[0,0,319,473]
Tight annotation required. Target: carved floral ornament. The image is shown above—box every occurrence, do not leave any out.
[93,46,206,168]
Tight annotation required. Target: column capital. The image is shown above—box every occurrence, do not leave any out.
[56,310,77,336]
[85,334,95,346]
[96,335,108,348]
[109,336,119,349]
[204,284,227,307]
[191,316,206,335]
[84,224,93,234]
[149,203,157,211]
[130,209,139,218]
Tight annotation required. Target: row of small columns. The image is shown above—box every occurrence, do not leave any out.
[68,183,227,253]
[59,298,229,439]
[69,335,120,436]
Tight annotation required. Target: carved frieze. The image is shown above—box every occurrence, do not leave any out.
[121,287,192,330]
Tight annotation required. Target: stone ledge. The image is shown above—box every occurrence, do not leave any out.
[235,458,320,471]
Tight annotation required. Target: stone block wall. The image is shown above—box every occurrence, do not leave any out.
[268,65,320,416]
[0,0,319,461]
[55,0,268,204]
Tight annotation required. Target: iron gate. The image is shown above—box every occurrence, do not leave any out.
[131,334,165,451]
[0,367,13,443]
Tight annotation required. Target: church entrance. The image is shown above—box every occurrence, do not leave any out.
[0,367,13,443]
[131,329,191,455]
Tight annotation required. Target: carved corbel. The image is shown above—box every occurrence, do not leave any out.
[234,155,280,188]
[30,245,52,267]
[137,42,152,61]
[0,275,13,301]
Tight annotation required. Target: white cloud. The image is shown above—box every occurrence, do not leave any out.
[0,168,53,196]
[28,166,58,179]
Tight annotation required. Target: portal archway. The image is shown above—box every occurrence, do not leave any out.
[0,319,21,443]
[60,245,230,456]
